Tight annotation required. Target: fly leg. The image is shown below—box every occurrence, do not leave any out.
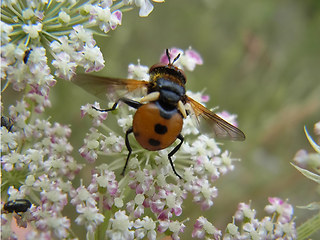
[168,134,184,179]
[92,99,140,177]
[92,97,142,111]
[120,127,133,176]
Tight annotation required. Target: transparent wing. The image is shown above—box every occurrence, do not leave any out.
[72,74,149,101]
[185,96,245,141]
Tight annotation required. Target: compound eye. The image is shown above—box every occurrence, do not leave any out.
[149,63,166,74]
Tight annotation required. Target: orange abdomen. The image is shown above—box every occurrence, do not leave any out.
[132,102,183,151]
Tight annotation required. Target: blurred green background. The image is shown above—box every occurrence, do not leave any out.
[18,0,320,237]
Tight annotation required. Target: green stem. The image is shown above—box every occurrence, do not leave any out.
[1,78,10,93]
[11,33,26,45]
[13,0,24,15]
[297,212,320,240]
[45,2,65,20]
[41,30,61,42]
[111,1,125,12]
[8,4,23,22]
[95,193,104,240]
[9,29,25,36]
[1,12,15,23]
[67,15,90,27]
[17,0,26,10]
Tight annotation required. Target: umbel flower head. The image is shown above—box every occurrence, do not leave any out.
[220,198,296,239]
[77,47,296,239]
[1,0,164,96]
[78,47,241,239]
[1,41,297,238]
[1,0,165,239]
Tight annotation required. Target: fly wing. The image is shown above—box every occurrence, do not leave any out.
[72,74,149,101]
[185,96,245,141]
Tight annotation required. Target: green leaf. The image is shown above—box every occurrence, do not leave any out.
[291,163,320,184]
[304,126,320,153]
[297,202,320,210]
[297,212,320,240]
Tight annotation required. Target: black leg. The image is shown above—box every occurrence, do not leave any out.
[92,98,141,177]
[121,127,133,176]
[92,97,142,112]
[168,134,184,179]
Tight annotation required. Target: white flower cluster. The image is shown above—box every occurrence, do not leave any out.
[1,0,164,239]
[192,198,296,240]
[1,0,164,88]
[1,100,82,238]
[224,198,296,240]
[77,48,249,239]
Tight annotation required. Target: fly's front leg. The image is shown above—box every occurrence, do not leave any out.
[92,97,142,112]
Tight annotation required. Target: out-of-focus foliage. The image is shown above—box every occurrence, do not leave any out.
[7,0,316,237]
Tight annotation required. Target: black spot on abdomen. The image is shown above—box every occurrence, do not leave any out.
[148,138,161,146]
[154,124,167,135]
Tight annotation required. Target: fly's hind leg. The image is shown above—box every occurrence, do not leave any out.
[168,134,184,179]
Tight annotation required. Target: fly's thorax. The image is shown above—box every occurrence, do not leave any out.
[147,76,186,106]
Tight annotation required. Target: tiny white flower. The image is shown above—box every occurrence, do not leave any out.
[81,44,105,72]
[134,0,154,17]
[107,210,134,240]
[22,22,43,39]
[134,194,145,205]
[114,197,124,208]
[22,8,35,20]
[25,175,36,186]
[128,61,149,80]
[134,216,156,240]
[227,223,239,235]
[58,11,71,24]
[52,52,77,80]
[75,204,104,232]
[0,21,13,44]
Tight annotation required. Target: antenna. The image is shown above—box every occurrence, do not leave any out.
[166,49,180,65]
